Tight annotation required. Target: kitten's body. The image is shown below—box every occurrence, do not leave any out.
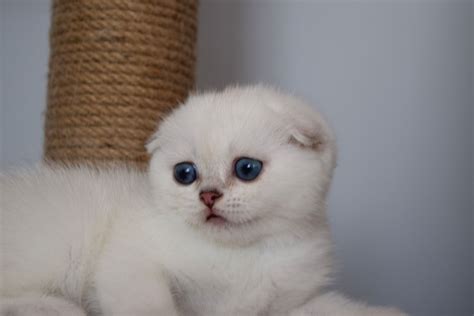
[2,166,328,315]
[1,86,405,316]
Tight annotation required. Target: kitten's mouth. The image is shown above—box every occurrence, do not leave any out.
[203,209,257,227]
[206,212,227,225]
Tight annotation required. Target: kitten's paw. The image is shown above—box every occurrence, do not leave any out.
[0,296,86,316]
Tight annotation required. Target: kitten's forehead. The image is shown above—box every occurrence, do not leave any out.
[160,88,287,160]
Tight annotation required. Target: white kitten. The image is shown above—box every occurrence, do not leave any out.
[0,86,405,316]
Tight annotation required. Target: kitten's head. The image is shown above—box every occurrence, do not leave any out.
[147,86,336,245]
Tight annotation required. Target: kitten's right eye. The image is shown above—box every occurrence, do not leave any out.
[174,162,197,185]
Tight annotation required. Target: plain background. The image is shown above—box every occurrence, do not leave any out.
[1,1,472,315]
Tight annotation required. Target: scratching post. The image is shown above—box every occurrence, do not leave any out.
[44,0,198,168]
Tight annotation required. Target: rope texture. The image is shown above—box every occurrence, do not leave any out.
[44,0,198,168]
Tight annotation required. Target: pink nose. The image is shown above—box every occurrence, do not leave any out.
[199,190,222,209]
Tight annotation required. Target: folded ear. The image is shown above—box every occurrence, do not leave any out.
[289,105,337,170]
[269,93,334,149]
[145,129,161,154]
[287,110,329,151]
[265,91,337,169]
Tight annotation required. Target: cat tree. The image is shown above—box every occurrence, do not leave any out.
[44,0,198,168]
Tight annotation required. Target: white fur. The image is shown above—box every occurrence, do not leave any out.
[0,86,405,315]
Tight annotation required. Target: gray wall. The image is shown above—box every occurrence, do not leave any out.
[1,1,472,315]
[1,0,49,168]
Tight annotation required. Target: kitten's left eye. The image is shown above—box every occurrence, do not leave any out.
[234,157,263,181]
[174,162,197,185]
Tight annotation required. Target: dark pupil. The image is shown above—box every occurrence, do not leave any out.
[179,167,192,179]
[240,163,253,175]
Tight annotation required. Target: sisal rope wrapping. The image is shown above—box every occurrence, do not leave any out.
[44,0,198,168]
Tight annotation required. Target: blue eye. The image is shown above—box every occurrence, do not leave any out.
[174,162,197,185]
[234,157,263,181]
